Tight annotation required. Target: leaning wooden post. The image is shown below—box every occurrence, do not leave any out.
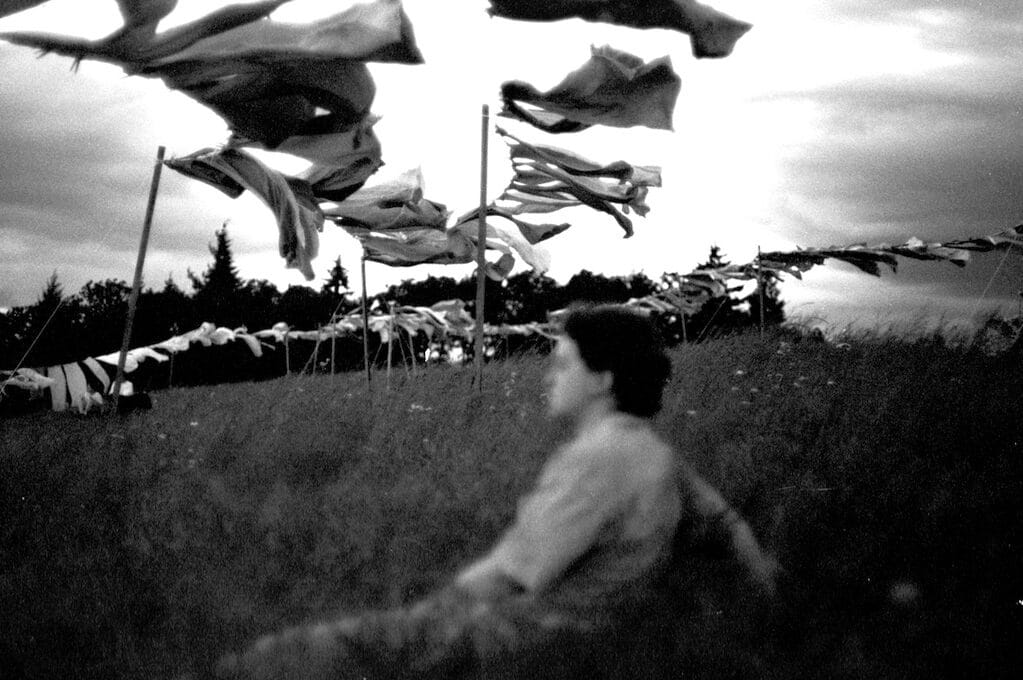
[679,276,689,344]
[112,145,165,411]
[361,254,371,385]
[474,104,489,390]
[386,301,395,389]
[757,246,766,339]
[330,313,338,380]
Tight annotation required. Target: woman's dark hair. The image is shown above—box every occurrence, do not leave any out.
[563,304,671,418]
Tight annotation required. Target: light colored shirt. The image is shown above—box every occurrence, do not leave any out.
[468,412,682,608]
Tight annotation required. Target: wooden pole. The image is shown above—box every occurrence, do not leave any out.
[474,104,489,390]
[361,254,371,385]
[112,145,165,411]
[757,246,766,339]
[679,276,688,344]
[330,313,337,380]
[284,330,291,375]
[386,301,395,389]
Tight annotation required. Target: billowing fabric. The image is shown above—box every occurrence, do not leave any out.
[459,205,571,245]
[147,0,422,67]
[449,213,554,274]
[136,0,421,147]
[0,1,290,68]
[883,237,971,266]
[0,367,54,391]
[165,147,323,280]
[945,223,1023,252]
[324,168,451,231]
[61,362,90,413]
[45,364,67,411]
[497,127,661,237]
[153,56,377,149]
[326,166,427,212]
[356,227,517,280]
[254,322,298,343]
[80,355,112,392]
[350,216,547,279]
[236,116,384,201]
[500,45,681,132]
[0,0,49,19]
[95,346,169,373]
[487,0,753,58]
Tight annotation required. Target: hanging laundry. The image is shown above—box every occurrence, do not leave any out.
[327,198,450,232]
[0,0,50,19]
[154,57,377,149]
[140,0,422,147]
[81,357,112,393]
[944,223,1023,252]
[351,226,516,280]
[45,364,68,411]
[61,361,90,411]
[0,367,54,392]
[165,147,323,280]
[881,238,971,266]
[487,0,753,58]
[95,346,169,373]
[324,168,451,231]
[146,0,422,67]
[758,247,899,278]
[459,205,571,245]
[0,1,291,68]
[2,1,422,149]
[234,116,384,201]
[500,45,681,132]
[449,213,553,274]
[496,127,661,237]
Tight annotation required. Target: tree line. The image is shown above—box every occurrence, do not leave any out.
[0,228,783,370]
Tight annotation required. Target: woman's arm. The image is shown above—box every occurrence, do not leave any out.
[680,466,781,596]
[454,557,525,599]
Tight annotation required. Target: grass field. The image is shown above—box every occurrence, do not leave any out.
[2,327,1022,679]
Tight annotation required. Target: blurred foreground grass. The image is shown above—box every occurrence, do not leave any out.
[1,328,1021,679]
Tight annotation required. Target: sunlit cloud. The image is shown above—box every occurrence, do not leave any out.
[0,0,1019,328]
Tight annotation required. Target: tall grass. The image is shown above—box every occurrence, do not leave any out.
[1,328,1021,679]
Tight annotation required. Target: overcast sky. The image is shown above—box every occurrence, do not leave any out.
[1,0,1021,331]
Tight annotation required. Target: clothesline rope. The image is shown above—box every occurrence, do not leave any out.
[968,246,1013,322]
[0,295,66,402]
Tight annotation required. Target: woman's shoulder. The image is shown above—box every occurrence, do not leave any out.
[568,413,674,468]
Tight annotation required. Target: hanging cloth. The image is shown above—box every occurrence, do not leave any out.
[487,0,752,58]
[500,45,681,132]
[165,147,323,279]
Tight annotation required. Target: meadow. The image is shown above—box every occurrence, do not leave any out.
[1,327,1021,679]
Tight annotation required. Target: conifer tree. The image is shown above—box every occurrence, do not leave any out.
[321,257,349,298]
[188,224,244,326]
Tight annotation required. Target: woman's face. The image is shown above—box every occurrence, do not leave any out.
[544,336,611,418]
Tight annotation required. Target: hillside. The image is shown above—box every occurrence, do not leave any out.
[1,329,1021,679]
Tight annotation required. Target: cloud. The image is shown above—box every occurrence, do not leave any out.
[756,1,1023,250]
[1,0,1020,333]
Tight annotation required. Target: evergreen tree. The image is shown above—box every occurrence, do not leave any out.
[321,257,350,298]
[320,257,351,318]
[189,225,244,326]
